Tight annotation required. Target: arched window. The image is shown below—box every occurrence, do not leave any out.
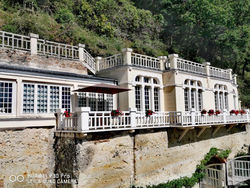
[184,79,203,111]
[214,84,228,110]
[134,76,160,111]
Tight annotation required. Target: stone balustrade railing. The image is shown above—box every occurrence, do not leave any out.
[131,52,161,70]
[98,53,123,70]
[0,30,96,74]
[209,66,231,80]
[176,58,207,75]
[55,108,249,133]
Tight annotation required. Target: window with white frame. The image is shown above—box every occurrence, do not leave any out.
[198,89,203,111]
[0,81,14,114]
[154,88,159,111]
[61,87,71,112]
[23,83,35,114]
[23,83,71,114]
[214,84,228,111]
[50,86,60,113]
[37,85,48,113]
[183,79,203,111]
[184,88,189,111]
[135,86,141,111]
[135,76,160,111]
[144,86,150,110]
[78,92,113,111]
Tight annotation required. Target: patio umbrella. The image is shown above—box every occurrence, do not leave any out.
[73,84,130,94]
[73,84,130,110]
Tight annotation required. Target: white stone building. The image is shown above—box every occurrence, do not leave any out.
[0,30,248,133]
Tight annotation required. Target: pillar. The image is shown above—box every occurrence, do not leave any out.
[168,54,179,69]
[29,33,39,55]
[122,48,133,65]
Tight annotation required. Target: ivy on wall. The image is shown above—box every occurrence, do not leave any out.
[132,147,231,188]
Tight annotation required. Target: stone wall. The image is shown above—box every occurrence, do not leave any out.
[0,124,249,188]
[55,124,250,188]
[0,48,87,75]
[0,128,55,188]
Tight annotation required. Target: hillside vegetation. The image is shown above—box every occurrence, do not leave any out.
[0,0,249,107]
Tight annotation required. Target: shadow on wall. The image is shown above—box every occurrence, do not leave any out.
[168,124,247,148]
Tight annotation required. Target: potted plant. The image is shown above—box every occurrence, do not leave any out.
[215,110,221,116]
[64,110,71,117]
[146,110,154,117]
[230,110,235,115]
[235,110,239,115]
[208,109,214,116]
[111,109,123,117]
[201,109,207,115]
[240,110,246,115]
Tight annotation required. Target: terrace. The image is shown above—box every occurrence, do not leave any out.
[0,30,236,82]
[55,108,249,140]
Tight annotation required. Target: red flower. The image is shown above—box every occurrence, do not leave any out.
[240,110,246,115]
[64,111,71,117]
[146,110,154,117]
[111,110,123,117]
[208,109,214,116]
[201,109,207,115]
[215,110,221,115]
[235,110,239,115]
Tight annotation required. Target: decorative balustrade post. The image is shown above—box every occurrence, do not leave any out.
[76,107,90,132]
[191,108,196,126]
[158,56,168,71]
[56,109,65,130]
[78,43,85,62]
[233,74,237,85]
[29,33,39,55]
[129,108,137,128]
[168,54,178,69]
[246,109,249,123]
[203,62,210,76]
[223,109,227,124]
[95,57,102,72]
[227,69,233,80]
[122,48,133,65]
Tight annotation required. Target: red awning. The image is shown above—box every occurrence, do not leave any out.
[73,84,130,94]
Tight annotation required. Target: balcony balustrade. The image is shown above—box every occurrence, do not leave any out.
[55,108,249,133]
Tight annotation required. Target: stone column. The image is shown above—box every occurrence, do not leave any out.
[227,68,233,80]
[129,107,137,128]
[159,87,164,111]
[233,74,237,85]
[158,56,168,71]
[76,107,90,131]
[16,78,22,116]
[56,109,65,130]
[168,54,179,69]
[95,57,102,72]
[203,62,210,76]
[29,33,39,55]
[122,48,133,65]
[78,43,85,62]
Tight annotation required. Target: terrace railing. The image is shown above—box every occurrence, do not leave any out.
[98,53,123,70]
[176,58,206,75]
[0,30,96,74]
[56,108,249,133]
[0,31,30,51]
[209,66,231,80]
[131,52,161,70]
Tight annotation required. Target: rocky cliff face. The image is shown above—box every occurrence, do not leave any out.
[0,124,249,188]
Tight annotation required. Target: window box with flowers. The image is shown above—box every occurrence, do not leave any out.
[146,110,154,117]
[240,110,246,115]
[111,110,123,117]
[64,111,72,117]
[208,109,214,116]
[215,110,221,116]
[201,109,207,115]
[230,110,239,115]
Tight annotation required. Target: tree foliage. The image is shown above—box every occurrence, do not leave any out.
[0,0,249,106]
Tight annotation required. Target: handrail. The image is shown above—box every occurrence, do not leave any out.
[131,52,160,70]
[56,110,250,132]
